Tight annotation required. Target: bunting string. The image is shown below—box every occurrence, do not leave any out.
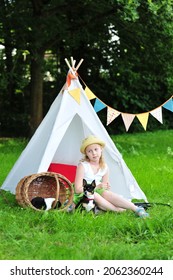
[78,75,173,131]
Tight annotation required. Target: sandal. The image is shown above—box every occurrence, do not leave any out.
[136,206,149,218]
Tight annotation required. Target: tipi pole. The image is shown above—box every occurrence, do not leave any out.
[65,57,84,74]
[70,56,74,67]
[75,58,84,70]
[64,58,76,76]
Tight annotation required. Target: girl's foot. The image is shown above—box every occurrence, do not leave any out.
[135,206,149,218]
[66,203,75,213]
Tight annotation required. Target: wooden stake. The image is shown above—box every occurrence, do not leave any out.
[64,58,76,75]
[65,58,72,70]
[75,58,84,70]
[70,56,74,67]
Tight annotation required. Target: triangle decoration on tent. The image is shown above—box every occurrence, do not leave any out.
[121,113,135,132]
[162,98,173,112]
[136,112,149,130]
[84,86,96,100]
[94,98,106,113]
[107,107,120,125]
[68,88,81,104]
[150,106,163,123]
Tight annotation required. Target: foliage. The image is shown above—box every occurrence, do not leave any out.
[0,0,173,136]
[0,130,173,260]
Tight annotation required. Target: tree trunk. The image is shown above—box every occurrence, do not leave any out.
[4,46,16,106]
[29,52,44,136]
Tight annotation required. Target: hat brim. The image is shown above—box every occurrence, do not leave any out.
[80,137,105,154]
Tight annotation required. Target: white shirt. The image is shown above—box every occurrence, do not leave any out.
[80,161,108,186]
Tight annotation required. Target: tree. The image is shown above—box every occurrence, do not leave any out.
[0,0,173,136]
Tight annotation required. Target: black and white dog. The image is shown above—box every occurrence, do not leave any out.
[31,197,61,210]
[76,179,96,212]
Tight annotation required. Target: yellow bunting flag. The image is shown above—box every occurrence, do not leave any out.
[85,86,96,100]
[107,107,120,125]
[121,113,135,131]
[68,88,81,104]
[136,112,149,130]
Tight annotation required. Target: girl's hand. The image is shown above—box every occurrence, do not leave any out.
[102,182,110,190]
[96,183,110,190]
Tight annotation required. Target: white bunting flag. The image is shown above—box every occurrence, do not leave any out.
[150,107,163,123]
[107,107,120,125]
[121,113,135,131]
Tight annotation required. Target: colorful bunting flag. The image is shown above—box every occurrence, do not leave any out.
[84,85,172,132]
[84,86,96,100]
[136,112,149,130]
[162,98,173,112]
[68,88,81,104]
[150,107,163,123]
[107,107,120,125]
[94,99,106,113]
[121,113,135,131]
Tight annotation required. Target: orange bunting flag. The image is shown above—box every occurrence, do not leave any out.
[107,107,120,125]
[85,86,96,100]
[68,88,81,104]
[136,112,149,130]
[121,113,135,131]
[150,107,163,124]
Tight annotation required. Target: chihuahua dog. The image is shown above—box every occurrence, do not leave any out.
[76,179,96,212]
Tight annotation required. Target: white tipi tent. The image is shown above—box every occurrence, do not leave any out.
[1,59,147,202]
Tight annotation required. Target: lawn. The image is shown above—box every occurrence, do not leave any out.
[0,130,173,260]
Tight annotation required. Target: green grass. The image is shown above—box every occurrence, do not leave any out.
[0,130,173,260]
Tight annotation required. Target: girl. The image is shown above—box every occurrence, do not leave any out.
[72,135,149,218]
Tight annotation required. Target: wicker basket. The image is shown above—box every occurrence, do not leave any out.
[15,172,74,211]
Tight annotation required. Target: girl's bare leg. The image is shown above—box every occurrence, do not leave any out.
[94,192,126,212]
[102,190,137,212]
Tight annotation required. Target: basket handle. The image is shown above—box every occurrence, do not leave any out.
[52,173,60,208]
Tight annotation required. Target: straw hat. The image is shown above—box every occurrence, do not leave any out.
[80,135,105,154]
